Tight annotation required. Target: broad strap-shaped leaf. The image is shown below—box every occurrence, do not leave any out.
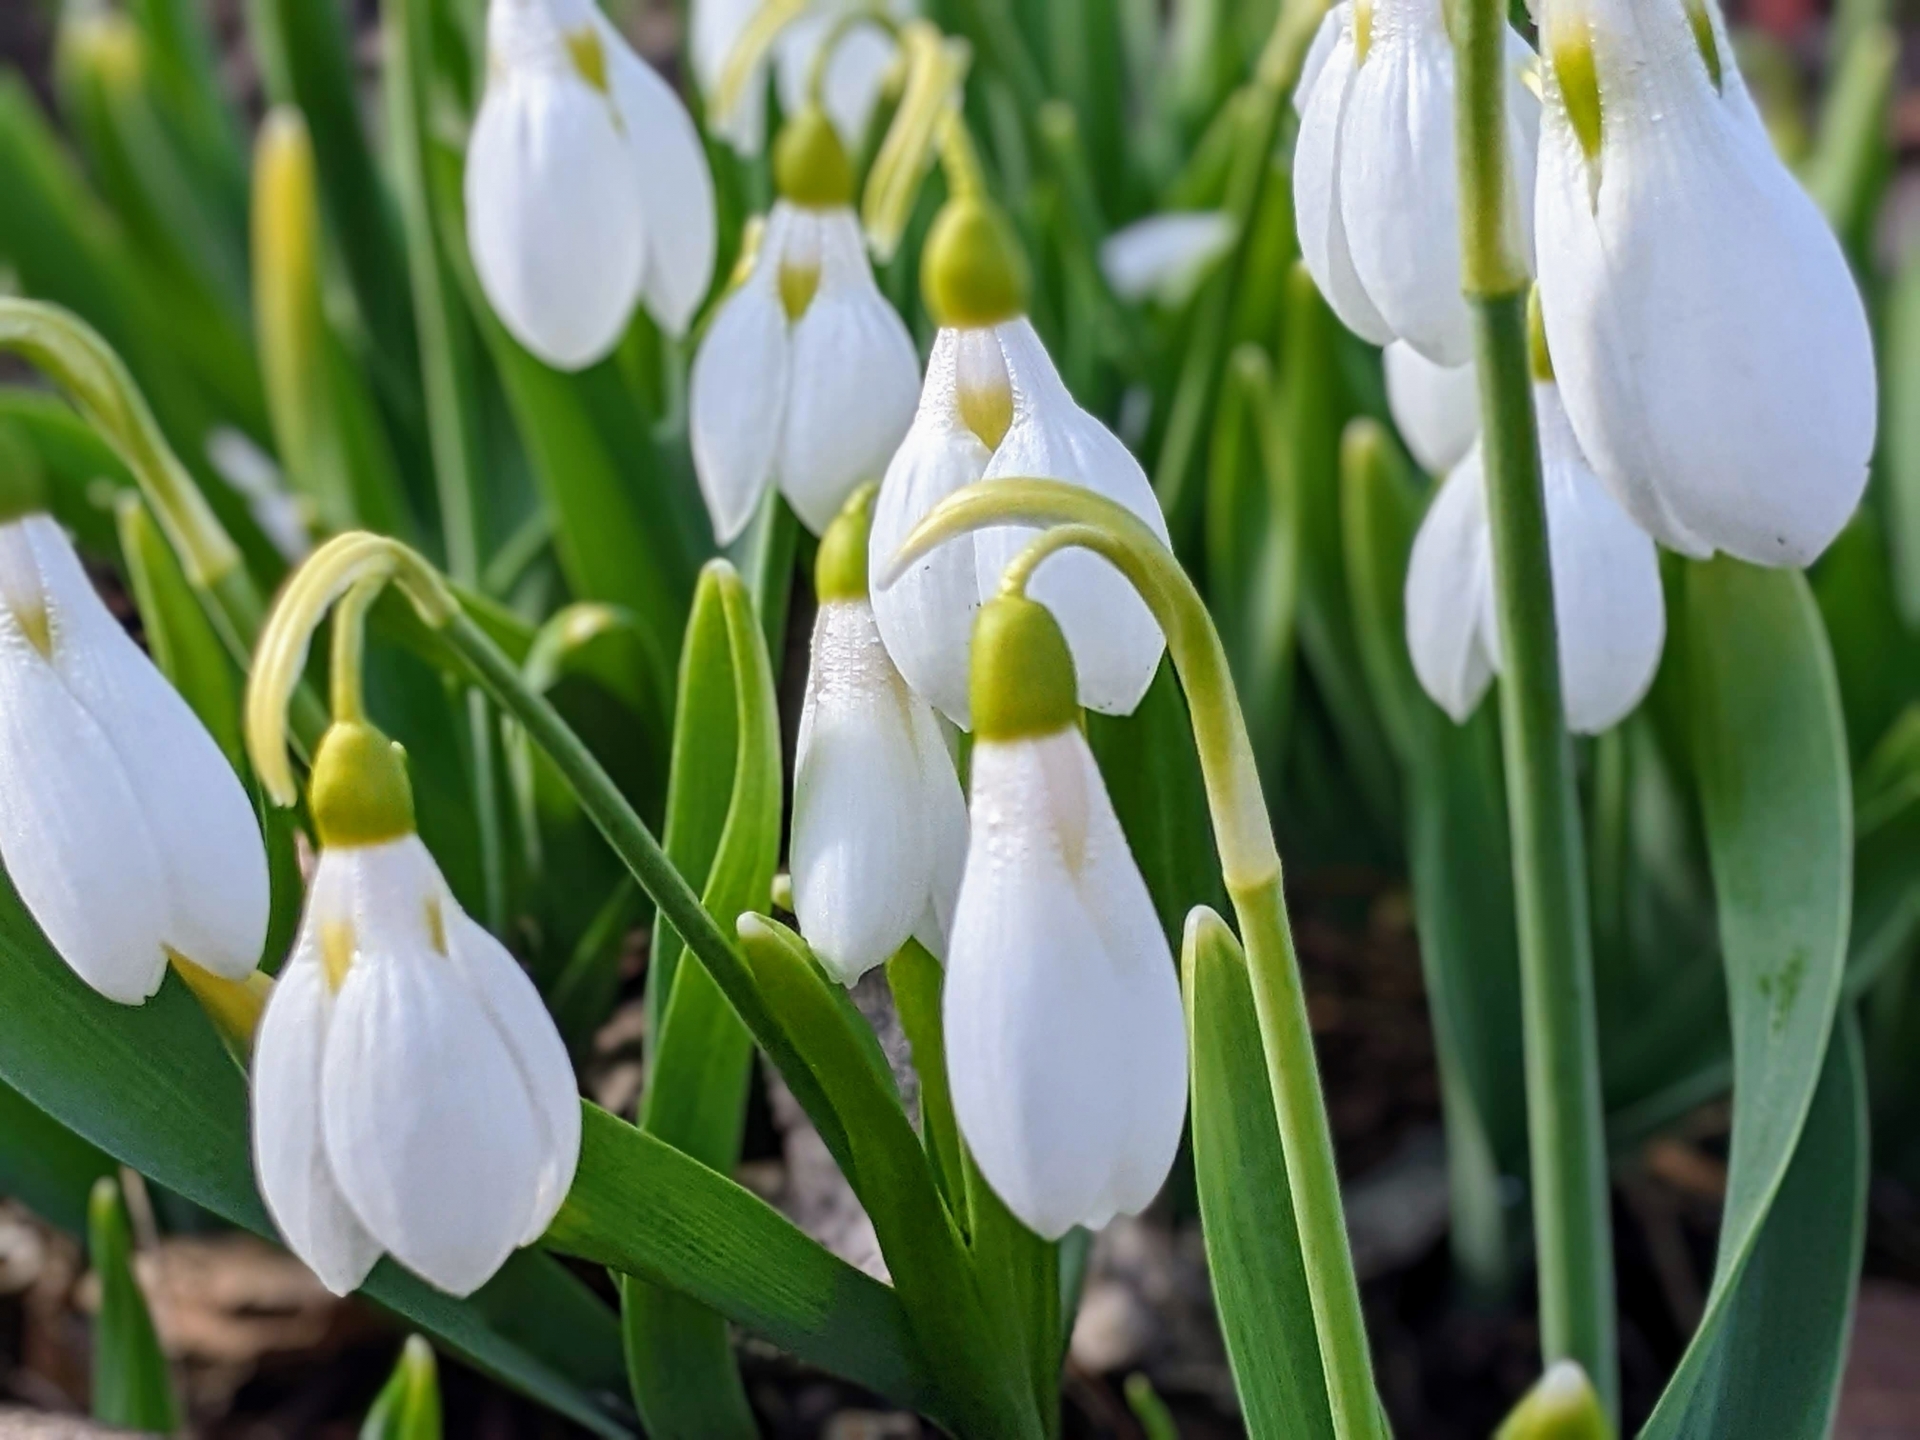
[0,1080,114,1235]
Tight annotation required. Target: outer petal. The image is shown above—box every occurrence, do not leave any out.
[321,841,544,1296]
[974,320,1169,717]
[1293,22,1395,345]
[1384,341,1479,475]
[1404,449,1497,721]
[775,8,901,148]
[1098,211,1235,306]
[1295,4,1345,112]
[909,703,968,961]
[691,0,768,153]
[690,209,793,545]
[598,10,719,337]
[791,601,940,983]
[870,329,993,726]
[25,518,269,980]
[252,923,382,1297]
[465,20,645,370]
[946,731,1186,1239]
[777,211,922,535]
[1536,0,1874,566]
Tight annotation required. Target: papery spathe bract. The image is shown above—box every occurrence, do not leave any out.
[1384,341,1479,476]
[466,0,715,369]
[1404,385,1665,734]
[0,513,268,1004]
[690,202,920,543]
[1534,0,1875,566]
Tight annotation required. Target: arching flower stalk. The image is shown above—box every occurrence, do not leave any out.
[465,0,716,369]
[1293,0,1539,363]
[1535,0,1875,566]
[698,0,909,156]
[790,487,966,984]
[690,109,920,543]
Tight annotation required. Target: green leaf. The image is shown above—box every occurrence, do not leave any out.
[1639,1016,1868,1439]
[1852,705,1920,997]
[89,1174,180,1432]
[1805,20,1896,261]
[626,562,783,1439]
[886,943,966,1206]
[1883,241,1920,631]
[0,1079,115,1236]
[0,387,135,559]
[1681,559,1850,1307]
[1182,907,1334,1440]
[362,1337,444,1440]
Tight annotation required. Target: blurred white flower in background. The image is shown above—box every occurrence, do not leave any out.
[1098,211,1235,307]
[466,0,716,369]
[694,0,910,155]
[1384,342,1479,477]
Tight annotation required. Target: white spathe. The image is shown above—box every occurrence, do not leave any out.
[1384,341,1479,476]
[0,514,267,1004]
[1535,0,1875,567]
[467,0,716,369]
[869,319,1170,728]
[252,834,581,1297]
[1294,0,1539,363]
[1098,211,1235,307]
[944,726,1187,1240]
[690,203,920,544]
[694,0,909,155]
[791,598,967,983]
[1404,385,1665,734]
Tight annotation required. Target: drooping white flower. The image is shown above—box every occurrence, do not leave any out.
[1098,211,1235,307]
[1294,0,1539,363]
[689,116,919,543]
[944,596,1187,1239]
[791,505,966,981]
[694,0,908,156]
[1384,341,1479,476]
[252,725,580,1297]
[466,0,716,369]
[1535,0,1875,566]
[0,512,267,1004]
[1404,384,1665,734]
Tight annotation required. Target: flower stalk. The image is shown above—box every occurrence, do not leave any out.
[1455,0,1618,1411]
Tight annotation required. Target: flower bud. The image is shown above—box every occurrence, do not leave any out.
[921,195,1029,331]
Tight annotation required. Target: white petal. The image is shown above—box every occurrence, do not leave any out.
[444,906,582,1243]
[1404,451,1497,722]
[690,211,792,545]
[691,0,768,153]
[466,13,646,371]
[908,705,968,962]
[1099,212,1236,306]
[320,840,544,1296]
[1536,0,1874,566]
[22,518,269,980]
[945,731,1186,1239]
[777,210,922,535]
[791,601,954,983]
[1533,388,1665,734]
[252,940,382,1296]
[1292,24,1396,345]
[775,9,900,148]
[597,10,719,337]
[1384,341,1479,475]
[1295,4,1345,113]
[869,329,993,727]
[974,320,1169,717]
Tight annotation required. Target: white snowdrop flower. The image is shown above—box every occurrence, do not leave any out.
[870,196,1169,728]
[0,509,267,1004]
[1098,211,1236,307]
[945,595,1187,1239]
[1294,0,1539,363]
[790,491,967,983]
[1535,0,1875,566]
[466,0,716,369]
[690,111,920,543]
[1405,383,1665,734]
[252,723,580,1297]
[205,427,310,562]
[695,0,908,156]
[1384,341,1479,476]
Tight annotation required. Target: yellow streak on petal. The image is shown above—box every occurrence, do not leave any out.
[424,897,448,957]
[779,260,821,321]
[565,28,609,95]
[957,376,1013,452]
[1686,1,1723,91]
[1353,0,1373,65]
[322,920,356,993]
[11,601,51,659]
[1550,25,1604,166]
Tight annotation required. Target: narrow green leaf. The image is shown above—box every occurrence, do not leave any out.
[362,1337,444,1440]
[1805,20,1896,259]
[1883,243,1920,630]
[1851,705,1920,996]
[0,1080,115,1236]
[886,942,966,1205]
[0,388,135,558]
[1182,907,1334,1440]
[88,1175,181,1433]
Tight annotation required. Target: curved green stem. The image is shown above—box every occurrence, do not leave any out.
[806,7,903,107]
[887,479,1382,1440]
[327,575,381,723]
[1455,0,1617,1412]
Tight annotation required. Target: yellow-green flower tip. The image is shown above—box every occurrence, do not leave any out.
[816,484,876,601]
[0,426,50,526]
[970,594,1079,741]
[310,720,416,849]
[1527,285,1554,383]
[922,195,1029,330]
[775,107,856,209]
[1494,1362,1615,1440]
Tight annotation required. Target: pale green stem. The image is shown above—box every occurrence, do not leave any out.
[327,575,381,723]
[897,480,1382,1440]
[938,108,988,199]
[1455,0,1617,1412]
